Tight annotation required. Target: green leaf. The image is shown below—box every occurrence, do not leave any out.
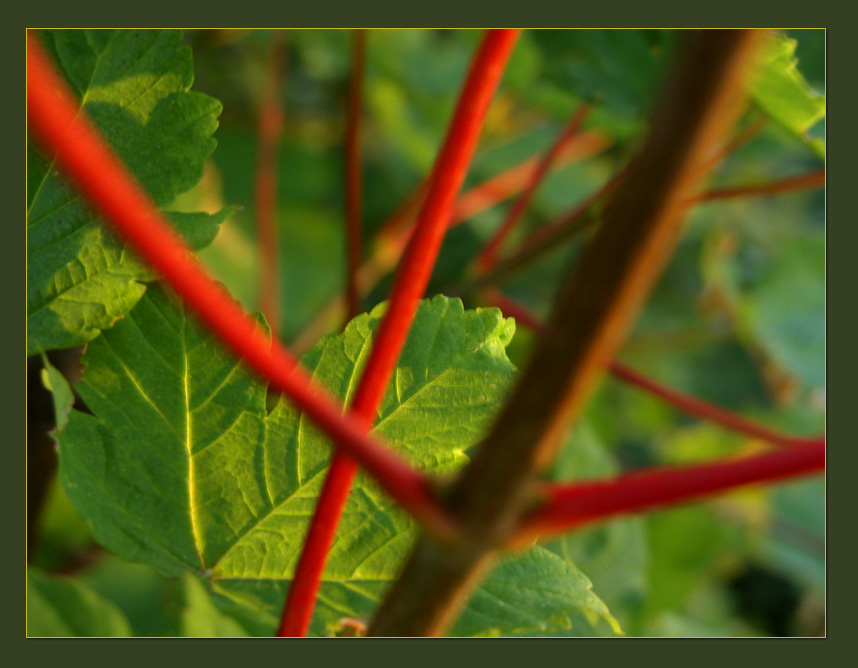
[27,567,133,637]
[749,34,825,158]
[40,355,75,431]
[737,235,825,390]
[530,29,677,117]
[546,421,646,619]
[450,547,621,637]
[58,287,614,636]
[27,29,228,355]
[178,573,249,637]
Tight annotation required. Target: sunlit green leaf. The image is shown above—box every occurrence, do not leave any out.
[27,29,228,354]
[178,574,249,637]
[57,287,618,636]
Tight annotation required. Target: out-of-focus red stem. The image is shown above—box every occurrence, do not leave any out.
[344,30,367,323]
[255,31,287,336]
[706,115,768,167]
[451,131,608,228]
[699,169,825,202]
[375,129,608,252]
[495,167,626,267]
[26,33,449,535]
[482,119,798,282]
[484,291,821,449]
[607,362,822,447]
[278,29,521,638]
[517,439,824,542]
[475,105,591,272]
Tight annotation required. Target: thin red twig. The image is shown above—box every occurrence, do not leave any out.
[344,30,367,322]
[374,129,608,252]
[26,33,450,534]
[706,115,768,167]
[277,29,521,638]
[484,291,821,449]
[475,105,590,272]
[289,130,608,356]
[699,169,825,202]
[480,122,810,283]
[517,439,824,542]
[493,167,626,269]
[607,362,822,447]
[255,31,287,337]
[451,130,608,228]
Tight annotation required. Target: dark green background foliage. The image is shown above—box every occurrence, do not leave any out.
[28,29,824,637]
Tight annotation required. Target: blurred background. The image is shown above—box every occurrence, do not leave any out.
[28,29,825,637]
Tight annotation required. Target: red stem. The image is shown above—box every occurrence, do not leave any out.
[344,30,367,322]
[451,130,608,228]
[503,166,626,264]
[277,29,521,637]
[26,33,449,534]
[487,122,808,279]
[375,129,608,255]
[474,105,591,272]
[484,291,820,449]
[255,31,287,337]
[607,362,821,447]
[518,439,824,541]
[289,129,607,357]
[699,169,825,202]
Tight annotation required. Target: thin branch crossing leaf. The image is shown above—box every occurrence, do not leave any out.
[58,288,615,635]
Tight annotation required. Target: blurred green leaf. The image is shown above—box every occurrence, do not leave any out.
[530,29,677,117]
[547,421,647,620]
[40,355,74,432]
[749,34,825,158]
[178,574,249,637]
[27,567,132,637]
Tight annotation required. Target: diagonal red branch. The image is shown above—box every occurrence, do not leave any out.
[277,29,521,637]
[344,29,367,323]
[474,105,591,272]
[25,33,449,535]
[484,291,821,449]
[517,438,824,542]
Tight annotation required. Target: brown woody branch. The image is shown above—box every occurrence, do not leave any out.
[368,29,766,637]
